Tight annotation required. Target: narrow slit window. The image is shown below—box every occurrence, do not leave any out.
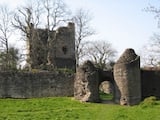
[62,46,67,54]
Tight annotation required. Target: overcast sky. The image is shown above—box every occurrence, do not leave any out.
[0,0,159,55]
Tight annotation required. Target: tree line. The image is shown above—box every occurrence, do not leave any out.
[1,1,160,70]
[0,0,117,71]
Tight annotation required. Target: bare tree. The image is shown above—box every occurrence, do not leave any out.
[13,7,35,70]
[41,0,70,65]
[0,6,12,52]
[42,0,70,30]
[12,1,95,69]
[12,0,45,70]
[145,4,160,27]
[73,8,95,67]
[141,33,160,67]
[13,0,42,33]
[0,5,13,69]
[142,4,160,66]
[13,0,71,68]
[84,41,117,70]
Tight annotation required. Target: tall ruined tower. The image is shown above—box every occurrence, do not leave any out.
[113,48,141,105]
[26,22,76,70]
[48,22,75,70]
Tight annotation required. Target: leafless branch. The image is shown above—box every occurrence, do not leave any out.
[72,8,95,66]
[83,40,117,70]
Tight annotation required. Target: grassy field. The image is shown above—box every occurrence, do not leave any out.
[0,97,160,120]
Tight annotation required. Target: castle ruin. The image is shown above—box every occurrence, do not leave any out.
[0,20,160,105]
[113,49,141,105]
[0,47,160,105]
[74,48,160,105]
[26,22,76,70]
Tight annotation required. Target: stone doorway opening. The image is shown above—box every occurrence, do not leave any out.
[99,80,115,104]
[74,48,142,105]
[74,61,115,103]
[99,81,113,101]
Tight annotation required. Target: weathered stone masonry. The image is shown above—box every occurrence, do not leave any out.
[74,49,142,105]
[27,22,76,70]
[113,49,141,105]
[141,68,160,99]
[0,72,74,98]
[74,61,100,102]
[0,48,160,106]
[74,48,160,105]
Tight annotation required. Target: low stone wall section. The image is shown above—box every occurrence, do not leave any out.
[0,71,74,98]
[141,68,160,99]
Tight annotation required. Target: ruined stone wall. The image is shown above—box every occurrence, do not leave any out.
[30,28,49,68]
[114,49,141,105]
[74,61,100,102]
[0,72,74,98]
[141,68,160,99]
[28,22,75,70]
[73,48,160,105]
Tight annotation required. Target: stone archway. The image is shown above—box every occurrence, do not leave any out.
[74,61,115,103]
[98,70,115,102]
[99,81,114,102]
[74,48,142,106]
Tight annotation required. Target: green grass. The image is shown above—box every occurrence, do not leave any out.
[99,91,113,100]
[0,97,160,120]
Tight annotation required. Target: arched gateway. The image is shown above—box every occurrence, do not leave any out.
[74,49,141,105]
[74,61,114,103]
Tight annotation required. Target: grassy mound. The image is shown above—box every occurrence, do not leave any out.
[140,96,158,108]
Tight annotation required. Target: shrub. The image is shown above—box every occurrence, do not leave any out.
[140,96,157,108]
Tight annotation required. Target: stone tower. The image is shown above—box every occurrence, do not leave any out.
[48,22,75,70]
[26,22,76,70]
[113,48,141,105]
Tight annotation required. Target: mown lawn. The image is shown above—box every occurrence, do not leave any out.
[0,97,160,120]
